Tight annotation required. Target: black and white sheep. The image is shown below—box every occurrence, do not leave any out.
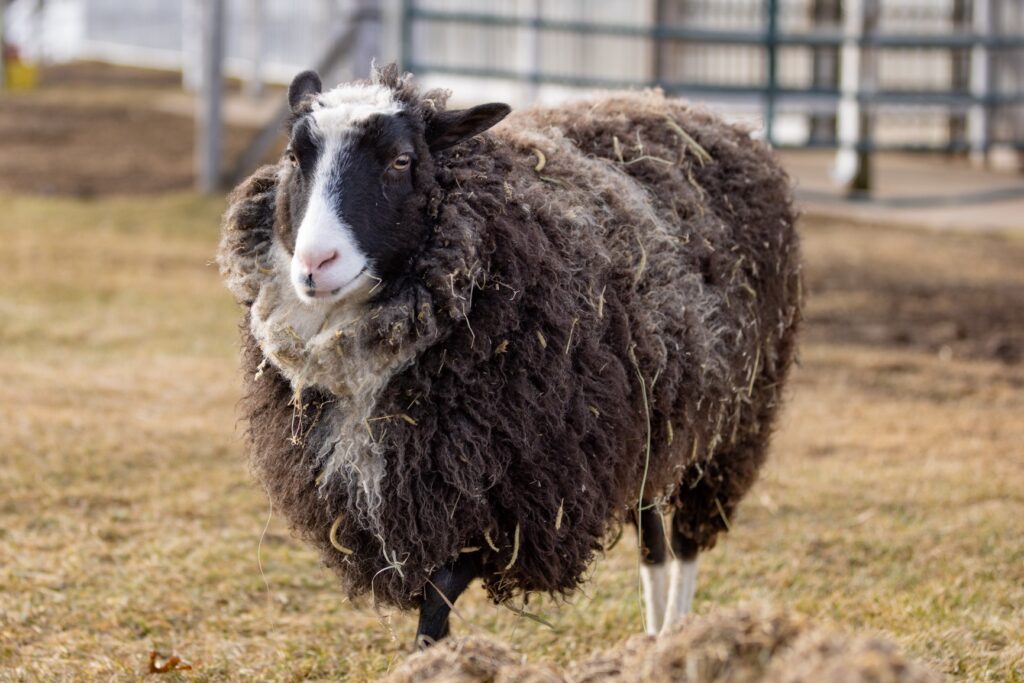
[217,64,801,646]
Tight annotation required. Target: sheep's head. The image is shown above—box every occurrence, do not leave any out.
[276,66,510,306]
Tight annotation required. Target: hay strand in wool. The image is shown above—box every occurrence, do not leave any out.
[504,523,521,571]
[329,514,354,555]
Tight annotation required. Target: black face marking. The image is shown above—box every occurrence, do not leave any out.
[328,112,423,280]
[289,118,320,177]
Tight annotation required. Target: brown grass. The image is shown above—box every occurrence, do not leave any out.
[0,193,1022,681]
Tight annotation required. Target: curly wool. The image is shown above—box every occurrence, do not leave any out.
[218,70,801,609]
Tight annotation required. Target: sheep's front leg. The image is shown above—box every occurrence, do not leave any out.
[635,506,668,635]
[415,553,481,649]
[661,519,699,635]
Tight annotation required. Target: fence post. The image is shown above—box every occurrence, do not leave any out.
[33,0,45,64]
[244,0,265,99]
[809,0,841,145]
[968,0,994,166]
[400,0,413,72]
[196,0,225,193]
[652,0,667,84]
[764,0,779,144]
[519,0,542,103]
[948,0,970,151]
[834,0,878,194]
[0,0,6,92]
[351,0,382,80]
[182,0,200,91]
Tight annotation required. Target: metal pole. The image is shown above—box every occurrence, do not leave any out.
[351,0,381,80]
[969,0,994,166]
[0,0,7,92]
[518,0,542,103]
[764,0,779,144]
[400,0,413,72]
[808,0,841,145]
[34,0,45,64]
[530,0,542,102]
[948,0,970,151]
[651,0,667,85]
[244,0,265,99]
[834,0,877,194]
[318,0,339,81]
[182,0,200,91]
[196,0,225,193]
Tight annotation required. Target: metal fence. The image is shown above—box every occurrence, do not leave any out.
[4,0,375,89]
[400,0,1024,164]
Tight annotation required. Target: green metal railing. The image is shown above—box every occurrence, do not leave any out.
[400,1,1024,152]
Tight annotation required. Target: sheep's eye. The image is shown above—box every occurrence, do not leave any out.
[287,150,298,167]
[391,154,411,171]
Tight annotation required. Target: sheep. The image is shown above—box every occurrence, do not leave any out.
[217,64,801,647]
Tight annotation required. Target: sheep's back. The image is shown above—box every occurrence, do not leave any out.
[489,91,801,500]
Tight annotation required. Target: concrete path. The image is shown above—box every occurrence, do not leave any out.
[781,150,1024,233]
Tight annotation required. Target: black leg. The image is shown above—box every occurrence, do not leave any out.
[670,518,700,562]
[415,552,481,649]
[630,504,667,565]
[631,505,669,633]
[640,505,667,565]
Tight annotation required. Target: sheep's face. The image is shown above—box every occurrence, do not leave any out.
[277,70,509,306]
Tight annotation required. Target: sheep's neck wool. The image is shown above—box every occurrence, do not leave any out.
[233,219,445,535]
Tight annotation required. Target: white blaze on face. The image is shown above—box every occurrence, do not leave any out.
[290,83,402,305]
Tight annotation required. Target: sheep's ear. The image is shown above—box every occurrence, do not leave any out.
[426,103,511,152]
[288,70,322,112]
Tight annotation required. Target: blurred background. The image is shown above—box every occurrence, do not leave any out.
[1,0,1022,207]
[2,1,1023,680]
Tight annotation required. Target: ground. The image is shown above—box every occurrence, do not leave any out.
[1,191,1022,681]
[0,62,262,196]
[1,63,1022,682]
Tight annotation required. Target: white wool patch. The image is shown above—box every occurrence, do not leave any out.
[248,241,426,532]
[310,83,402,137]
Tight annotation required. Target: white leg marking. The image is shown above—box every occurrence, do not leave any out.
[640,562,669,635]
[660,557,698,635]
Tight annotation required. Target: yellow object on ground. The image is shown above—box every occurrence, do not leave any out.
[5,58,40,90]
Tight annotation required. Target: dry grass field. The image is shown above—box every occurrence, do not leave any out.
[1,191,1023,682]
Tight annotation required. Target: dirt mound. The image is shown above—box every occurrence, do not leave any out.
[570,606,811,683]
[764,630,939,683]
[382,606,941,683]
[384,635,536,683]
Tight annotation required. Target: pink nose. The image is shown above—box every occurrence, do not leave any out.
[297,248,338,276]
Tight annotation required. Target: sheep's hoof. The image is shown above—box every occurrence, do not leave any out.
[415,620,450,650]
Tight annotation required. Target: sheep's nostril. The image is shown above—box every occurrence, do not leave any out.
[316,251,339,272]
[297,249,340,277]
